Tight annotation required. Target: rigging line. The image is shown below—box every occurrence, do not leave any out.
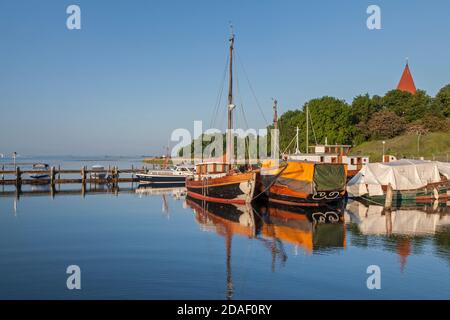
[210,55,229,129]
[235,57,251,158]
[309,108,318,145]
[282,133,297,155]
[252,164,288,200]
[235,68,249,130]
[235,51,269,126]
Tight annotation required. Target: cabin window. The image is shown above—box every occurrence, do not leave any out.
[351,158,355,165]
[320,156,324,162]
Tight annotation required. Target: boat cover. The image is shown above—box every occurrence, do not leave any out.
[313,163,346,191]
[261,160,346,193]
[347,159,449,197]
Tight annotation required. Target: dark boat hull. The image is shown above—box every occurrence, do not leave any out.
[30,174,50,179]
[136,174,186,185]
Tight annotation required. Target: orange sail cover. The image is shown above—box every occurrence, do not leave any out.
[397,63,416,94]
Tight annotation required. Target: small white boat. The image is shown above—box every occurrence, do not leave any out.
[91,165,107,180]
[29,163,50,179]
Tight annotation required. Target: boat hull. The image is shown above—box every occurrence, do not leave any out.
[186,172,256,204]
[30,174,50,179]
[264,184,346,206]
[356,183,449,206]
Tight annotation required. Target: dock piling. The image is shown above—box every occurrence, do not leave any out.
[385,183,393,209]
[81,166,86,186]
[50,166,56,186]
[15,167,21,187]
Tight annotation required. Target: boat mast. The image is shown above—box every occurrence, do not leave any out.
[226,26,235,169]
[295,126,300,154]
[306,104,309,154]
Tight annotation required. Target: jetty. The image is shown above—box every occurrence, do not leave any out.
[0,165,149,187]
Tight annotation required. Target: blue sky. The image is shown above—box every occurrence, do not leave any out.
[1,0,449,156]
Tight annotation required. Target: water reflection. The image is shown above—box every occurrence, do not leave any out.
[345,199,450,236]
[258,202,346,255]
[187,197,258,300]
[185,197,347,298]
[0,183,449,299]
[345,199,450,272]
[135,185,187,215]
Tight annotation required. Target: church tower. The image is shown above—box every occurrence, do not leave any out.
[397,59,417,94]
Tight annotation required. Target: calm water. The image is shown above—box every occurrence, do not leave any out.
[1,157,450,299]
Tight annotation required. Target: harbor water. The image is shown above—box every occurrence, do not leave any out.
[0,157,449,299]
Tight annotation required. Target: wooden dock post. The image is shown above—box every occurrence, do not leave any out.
[15,166,21,187]
[385,183,393,209]
[114,166,119,185]
[81,166,86,186]
[50,166,56,186]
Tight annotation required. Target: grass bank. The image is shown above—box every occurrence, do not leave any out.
[350,132,450,162]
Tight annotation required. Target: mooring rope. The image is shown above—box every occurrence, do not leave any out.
[252,164,288,200]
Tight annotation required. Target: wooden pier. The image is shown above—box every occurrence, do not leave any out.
[0,166,148,187]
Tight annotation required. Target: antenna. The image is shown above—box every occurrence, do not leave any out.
[229,21,234,38]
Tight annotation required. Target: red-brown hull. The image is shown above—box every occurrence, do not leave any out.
[186,172,256,204]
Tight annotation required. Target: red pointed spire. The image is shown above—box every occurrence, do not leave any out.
[397,60,416,94]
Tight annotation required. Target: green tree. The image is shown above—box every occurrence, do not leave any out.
[382,89,432,122]
[276,97,355,153]
[351,94,381,124]
[434,84,450,117]
[351,94,382,144]
[382,89,413,116]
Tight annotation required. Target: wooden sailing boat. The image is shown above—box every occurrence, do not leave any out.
[186,29,257,205]
[258,101,348,206]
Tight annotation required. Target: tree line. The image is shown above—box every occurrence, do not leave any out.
[274,84,450,153]
[179,84,450,158]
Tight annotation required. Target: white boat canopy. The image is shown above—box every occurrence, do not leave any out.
[347,159,450,197]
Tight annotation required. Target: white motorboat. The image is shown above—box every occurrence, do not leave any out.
[136,164,194,186]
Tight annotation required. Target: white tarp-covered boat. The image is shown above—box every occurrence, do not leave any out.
[347,159,450,198]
